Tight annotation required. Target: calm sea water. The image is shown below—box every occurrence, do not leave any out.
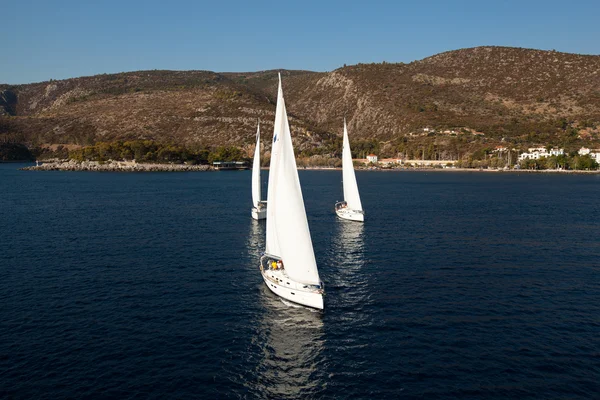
[1,163,599,399]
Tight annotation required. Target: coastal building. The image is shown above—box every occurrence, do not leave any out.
[578,147,591,155]
[577,147,600,162]
[379,158,404,167]
[367,154,378,163]
[528,147,546,153]
[519,148,547,160]
[589,151,600,163]
[519,147,563,161]
[406,160,453,168]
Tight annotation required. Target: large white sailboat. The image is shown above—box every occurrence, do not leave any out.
[335,119,364,222]
[251,122,267,220]
[259,74,324,310]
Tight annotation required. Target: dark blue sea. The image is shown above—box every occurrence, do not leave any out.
[1,163,599,399]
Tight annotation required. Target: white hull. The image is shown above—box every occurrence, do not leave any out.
[260,263,324,310]
[252,207,267,220]
[336,208,364,222]
[252,201,267,220]
[335,202,364,222]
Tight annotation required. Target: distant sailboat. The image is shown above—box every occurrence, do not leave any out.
[251,122,267,220]
[335,119,364,222]
[259,74,324,310]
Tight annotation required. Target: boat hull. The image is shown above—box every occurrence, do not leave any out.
[252,202,267,220]
[335,206,364,222]
[251,207,267,220]
[260,267,324,310]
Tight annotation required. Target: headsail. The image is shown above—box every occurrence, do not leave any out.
[265,77,283,257]
[342,119,363,211]
[252,123,261,208]
[266,74,320,285]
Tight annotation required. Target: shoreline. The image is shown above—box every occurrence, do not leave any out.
[18,160,600,174]
[21,160,212,172]
[301,166,600,174]
[357,167,600,174]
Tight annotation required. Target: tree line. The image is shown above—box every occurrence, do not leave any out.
[15,135,600,171]
[68,141,248,164]
[520,154,598,170]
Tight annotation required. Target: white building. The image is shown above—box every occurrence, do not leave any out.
[528,147,546,153]
[519,147,563,161]
[577,147,600,162]
[519,148,547,160]
[367,154,378,163]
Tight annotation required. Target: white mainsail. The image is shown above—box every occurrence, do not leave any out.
[342,119,363,211]
[265,78,283,257]
[251,123,261,208]
[265,74,320,285]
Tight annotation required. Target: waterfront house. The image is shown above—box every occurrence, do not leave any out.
[577,147,600,162]
[589,151,600,163]
[519,147,563,161]
[519,148,547,160]
[367,154,378,163]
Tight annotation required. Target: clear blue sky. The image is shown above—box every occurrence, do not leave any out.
[2,0,599,84]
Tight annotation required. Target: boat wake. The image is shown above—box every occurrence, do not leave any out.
[280,298,321,312]
[280,298,302,308]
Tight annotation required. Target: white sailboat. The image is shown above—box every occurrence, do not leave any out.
[259,74,324,310]
[335,119,364,222]
[251,122,267,220]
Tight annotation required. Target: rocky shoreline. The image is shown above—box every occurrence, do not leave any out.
[21,160,212,172]
[19,160,600,174]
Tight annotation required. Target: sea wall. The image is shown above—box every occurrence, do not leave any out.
[21,160,212,172]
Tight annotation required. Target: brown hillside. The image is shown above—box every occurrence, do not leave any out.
[2,46,600,158]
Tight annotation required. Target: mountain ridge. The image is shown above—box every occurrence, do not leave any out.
[2,46,599,160]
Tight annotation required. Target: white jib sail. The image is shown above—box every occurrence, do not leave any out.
[267,74,321,285]
[342,119,363,211]
[265,76,284,257]
[252,123,261,208]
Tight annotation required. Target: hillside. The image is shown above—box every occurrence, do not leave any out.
[2,46,600,161]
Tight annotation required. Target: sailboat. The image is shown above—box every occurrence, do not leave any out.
[335,119,364,222]
[251,122,267,220]
[259,74,324,310]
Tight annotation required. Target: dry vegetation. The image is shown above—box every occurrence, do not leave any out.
[2,46,600,162]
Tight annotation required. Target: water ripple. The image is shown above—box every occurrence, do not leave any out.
[1,166,600,398]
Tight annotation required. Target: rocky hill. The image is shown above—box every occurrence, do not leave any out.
[2,46,599,160]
